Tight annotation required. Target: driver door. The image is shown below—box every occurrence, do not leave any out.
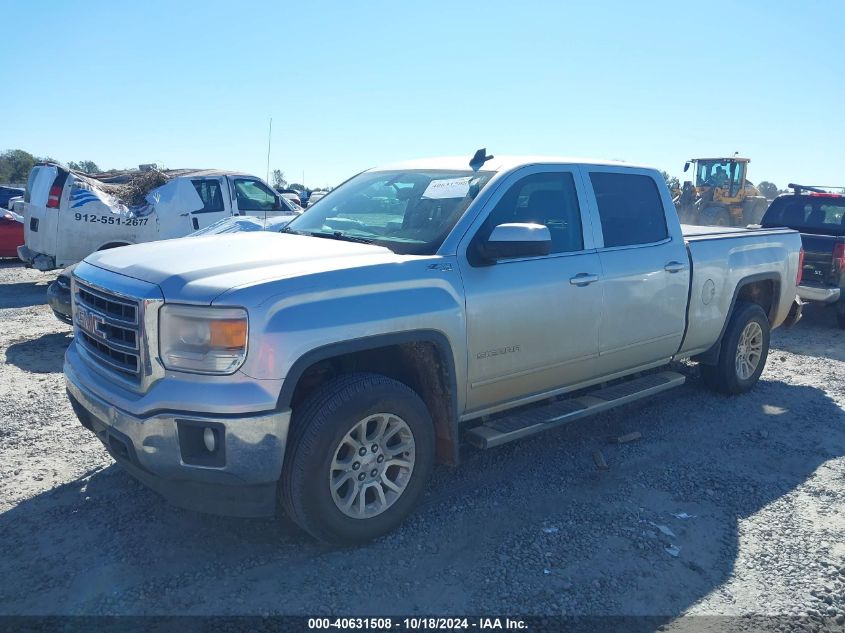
[457,165,603,415]
[230,177,285,218]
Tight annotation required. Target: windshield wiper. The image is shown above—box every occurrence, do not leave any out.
[308,231,374,245]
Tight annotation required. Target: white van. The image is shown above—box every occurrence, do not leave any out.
[18,164,301,271]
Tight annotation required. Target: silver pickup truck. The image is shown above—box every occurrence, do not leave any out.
[64,153,803,543]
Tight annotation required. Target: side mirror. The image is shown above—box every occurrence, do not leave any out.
[477,223,551,263]
[683,162,691,173]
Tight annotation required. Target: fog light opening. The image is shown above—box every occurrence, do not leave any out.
[203,427,216,452]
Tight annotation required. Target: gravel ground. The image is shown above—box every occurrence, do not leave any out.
[1,259,844,623]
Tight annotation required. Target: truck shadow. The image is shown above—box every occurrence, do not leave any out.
[0,378,842,618]
[773,304,845,362]
[0,281,54,310]
[5,332,72,373]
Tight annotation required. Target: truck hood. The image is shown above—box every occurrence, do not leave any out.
[84,232,404,303]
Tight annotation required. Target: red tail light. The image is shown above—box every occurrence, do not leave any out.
[834,243,845,273]
[46,185,62,209]
[797,248,804,285]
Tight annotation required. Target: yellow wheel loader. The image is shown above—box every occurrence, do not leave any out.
[673,156,769,227]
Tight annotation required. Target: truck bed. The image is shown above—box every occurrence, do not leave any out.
[677,223,802,359]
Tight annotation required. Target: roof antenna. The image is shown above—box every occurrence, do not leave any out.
[469,148,494,170]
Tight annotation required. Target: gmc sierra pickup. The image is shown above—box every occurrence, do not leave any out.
[64,153,803,543]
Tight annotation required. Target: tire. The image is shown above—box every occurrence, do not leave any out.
[742,198,768,225]
[699,205,732,227]
[837,299,845,330]
[700,302,770,394]
[279,372,435,544]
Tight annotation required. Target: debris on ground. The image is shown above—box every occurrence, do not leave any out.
[593,450,608,470]
[612,431,642,444]
[649,522,677,538]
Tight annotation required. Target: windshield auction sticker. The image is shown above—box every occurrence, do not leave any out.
[421,177,472,199]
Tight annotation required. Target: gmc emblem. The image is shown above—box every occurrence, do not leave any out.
[75,306,107,339]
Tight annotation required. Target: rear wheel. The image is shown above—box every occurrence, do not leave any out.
[837,299,845,330]
[279,373,435,544]
[699,205,732,227]
[701,302,770,394]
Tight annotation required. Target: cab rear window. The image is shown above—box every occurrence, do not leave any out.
[762,196,845,236]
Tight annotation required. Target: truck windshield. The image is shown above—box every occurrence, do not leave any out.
[762,196,845,236]
[284,169,495,255]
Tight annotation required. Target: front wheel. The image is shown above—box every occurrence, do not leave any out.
[699,205,732,227]
[700,302,771,394]
[279,373,435,544]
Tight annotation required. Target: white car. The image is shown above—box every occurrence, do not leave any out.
[6,195,23,213]
[280,192,304,210]
[307,191,327,206]
[188,215,295,236]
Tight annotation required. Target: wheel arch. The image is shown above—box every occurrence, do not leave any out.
[695,272,781,364]
[97,240,133,251]
[277,330,460,465]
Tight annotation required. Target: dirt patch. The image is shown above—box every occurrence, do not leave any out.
[1,261,844,619]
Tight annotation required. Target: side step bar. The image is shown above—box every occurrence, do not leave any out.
[465,371,685,449]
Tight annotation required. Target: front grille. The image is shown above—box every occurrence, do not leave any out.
[77,285,137,322]
[74,280,142,379]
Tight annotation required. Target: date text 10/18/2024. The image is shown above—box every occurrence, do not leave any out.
[307,618,528,630]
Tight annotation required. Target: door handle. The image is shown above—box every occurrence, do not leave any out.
[179,212,189,217]
[569,273,599,286]
[664,261,688,273]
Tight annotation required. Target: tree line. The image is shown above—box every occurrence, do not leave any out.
[0,149,101,184]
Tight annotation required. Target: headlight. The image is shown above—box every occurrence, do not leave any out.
[159,305,248,374]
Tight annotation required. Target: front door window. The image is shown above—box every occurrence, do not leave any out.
[234,179,279,213]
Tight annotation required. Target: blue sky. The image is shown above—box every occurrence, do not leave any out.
[2,0,842,188]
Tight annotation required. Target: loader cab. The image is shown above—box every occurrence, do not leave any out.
[684,158,749,199]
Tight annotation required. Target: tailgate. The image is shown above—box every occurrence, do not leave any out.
[800,233,842,286]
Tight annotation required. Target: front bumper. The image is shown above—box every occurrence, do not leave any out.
[16,244,56,270]
[65,358,291,517]
[46,278,72,323]
[798,284,841,305]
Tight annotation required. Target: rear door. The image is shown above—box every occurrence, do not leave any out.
[582,168,690,374]
[23,164,66,262]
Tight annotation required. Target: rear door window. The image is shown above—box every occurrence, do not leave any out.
[191,179,225,213]
[589,172,668,248]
